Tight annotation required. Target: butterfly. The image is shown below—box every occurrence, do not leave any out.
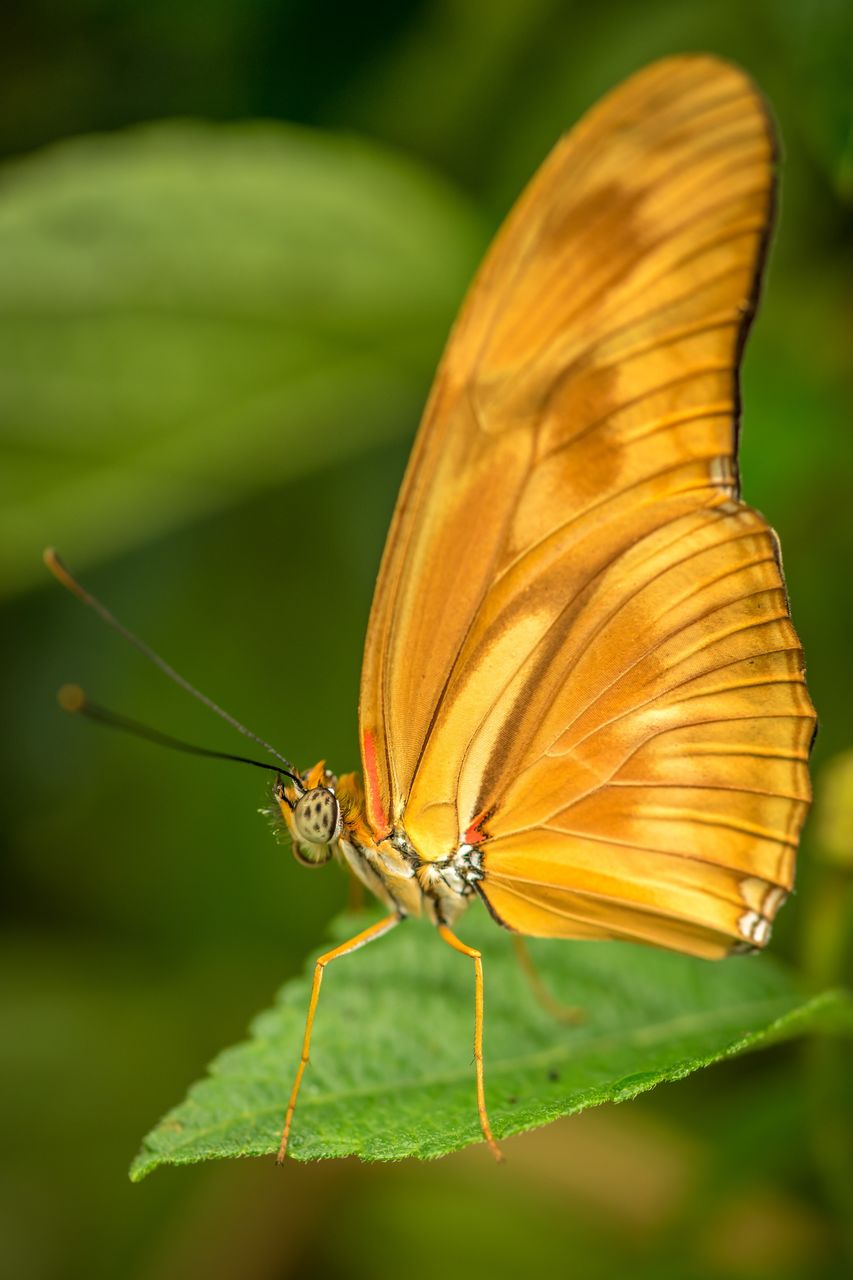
[48,53,816,1164]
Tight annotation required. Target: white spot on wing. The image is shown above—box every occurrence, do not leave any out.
[738,909,773,946]
[741,877,787,923]
[763,885,787,917]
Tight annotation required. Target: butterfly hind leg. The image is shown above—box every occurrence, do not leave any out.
[511,935,584,1025]
[277,912,401,1163]
[437,925,504,1163]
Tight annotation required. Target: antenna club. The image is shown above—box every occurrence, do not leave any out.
[43,548,92,604]
[58,684,87,713]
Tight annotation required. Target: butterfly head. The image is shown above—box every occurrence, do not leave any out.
[274,762,342,867]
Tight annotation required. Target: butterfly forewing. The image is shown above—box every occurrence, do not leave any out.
[358,55,815,958]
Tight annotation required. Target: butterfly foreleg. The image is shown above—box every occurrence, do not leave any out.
[436,924,504,1163]
[276,912,401,1163]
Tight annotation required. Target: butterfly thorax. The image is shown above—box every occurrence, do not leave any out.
[276,763,482,926]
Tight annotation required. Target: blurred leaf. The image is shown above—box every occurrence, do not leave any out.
[0,120,485,596]
[131,907,851,1178]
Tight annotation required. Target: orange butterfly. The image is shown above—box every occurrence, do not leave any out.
[48,54,815,1164]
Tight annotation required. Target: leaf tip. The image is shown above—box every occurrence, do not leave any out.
[128,1155,156,1184]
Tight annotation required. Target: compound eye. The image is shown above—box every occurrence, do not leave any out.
[293,787,342,845]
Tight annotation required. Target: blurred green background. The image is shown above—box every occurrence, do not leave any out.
[2,1,852,1278]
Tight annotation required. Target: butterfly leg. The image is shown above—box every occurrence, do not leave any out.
[511,935,584,1025]
[277,912,401,1163]
[437,925,504,1163]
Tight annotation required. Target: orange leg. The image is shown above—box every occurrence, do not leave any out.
[277,913,400,1164]
[511,935,584,1025]
[437,925,504,1163]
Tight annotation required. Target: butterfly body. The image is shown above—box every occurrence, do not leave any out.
[277,766,481,925]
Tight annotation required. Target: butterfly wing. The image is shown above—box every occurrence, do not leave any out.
[358,55,815,957]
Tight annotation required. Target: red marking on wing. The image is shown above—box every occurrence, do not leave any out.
[464,811,489,846]
[362,729,390,837]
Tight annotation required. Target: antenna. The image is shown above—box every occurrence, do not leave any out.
[44,547,299,779]
[59,685,301,798]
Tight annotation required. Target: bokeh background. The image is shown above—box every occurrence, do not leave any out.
[2,2,852,1278]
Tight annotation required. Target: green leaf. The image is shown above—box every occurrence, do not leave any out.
[130,906,852,1179]
[0,120,485,597]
